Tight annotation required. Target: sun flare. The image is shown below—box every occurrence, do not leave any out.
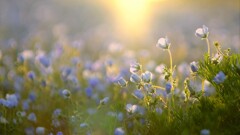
[108,0,164,39]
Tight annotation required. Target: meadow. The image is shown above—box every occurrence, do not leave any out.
[0,0,239,135]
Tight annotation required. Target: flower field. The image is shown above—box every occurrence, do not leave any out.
[0,0,239,135]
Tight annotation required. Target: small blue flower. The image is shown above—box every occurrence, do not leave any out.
[100,97,109,105]
[200,129,210,135]
[116,77,127,87]
[190,61,198,73]
[39,55,51,68]
[133,90,144,99]
[85,87,93,97]
[53,109,62,118]
[165,83,172,94]
[62,89,71,99]
[22,100,30,110]
[28,92,36,102]
[56,131,63,135]
[130,74,141,84]
[28,112,37,122]
[88,77,99,88]
[36,127,45,135]
[114,127,125,135]
[213,71,226,84]
[141,71,152,83]
[27,71,36,80]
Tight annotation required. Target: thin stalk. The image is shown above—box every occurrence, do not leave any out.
[205,38,210,56]
[152,85,165,90]
[201,79,205,96]
[167,49,173,82]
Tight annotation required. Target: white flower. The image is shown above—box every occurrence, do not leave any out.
[126,104,138,113]
[195,25,209,39]
[130,62,142,73]
[156,37,171,49]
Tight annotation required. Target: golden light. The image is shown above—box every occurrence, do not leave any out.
[109,0,165,40]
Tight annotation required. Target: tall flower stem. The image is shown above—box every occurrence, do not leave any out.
[205,38,210,57]
[167,49,173,83]
[201,79,205,96]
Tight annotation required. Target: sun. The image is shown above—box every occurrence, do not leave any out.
[108,0,165,40]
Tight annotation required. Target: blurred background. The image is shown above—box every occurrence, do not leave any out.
[0,0,239,62]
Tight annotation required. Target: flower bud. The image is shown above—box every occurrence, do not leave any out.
[165,83,172,94]
[213,71,226,84]
[156,37,171,50]
[133,90,144,99]
[117,77,127,87]
[190,61,198,73]
[141,71,152,83]
[130,74,141,84]
[62,89,71,99]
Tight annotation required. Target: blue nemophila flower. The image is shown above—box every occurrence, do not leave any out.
[126,104,138,113]
[100,97,109,105]
[130,73,141,84]
[27,71,36,80]
[133,90,144,99]
[165,83,172,94]
[39,55,51,68]
[130,62,142,73]
[53,109,62,118]
[114,127,125,135]
[25,127,35,135]
[80,123,88,128]
[28,112,37,122]
[17,54,24,63]
[36,127,45,135]
[200,129,210,135]
[213,71,226,84]
[62,89,71,99]
[22,100,29,110]
[141,71,152,83]
[156,37,171,50]
[190,61,199,73]
[116,77,128,87]
[1,94,19,108]
[52,119,61,127]
[28,92,37,102]
[85,87,93,97]
[195,25,209,39]
[56,131,63,135]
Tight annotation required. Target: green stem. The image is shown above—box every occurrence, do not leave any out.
[206,38,210,56]
[152,85,165,90]
[201,79,205,96]
[167,49,173,83]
